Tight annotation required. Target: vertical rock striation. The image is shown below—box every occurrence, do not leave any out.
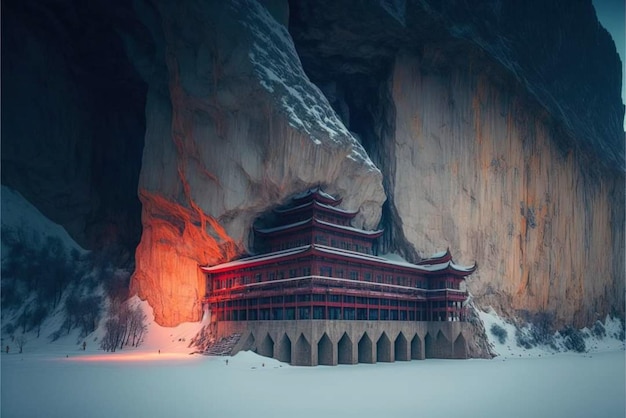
[289,0,625,329]
[390,50,624,327]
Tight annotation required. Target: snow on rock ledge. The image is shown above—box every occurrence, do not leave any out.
[128,0,385,326]
[238,0,379,172]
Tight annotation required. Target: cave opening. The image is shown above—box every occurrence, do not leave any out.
[287,2,418,260]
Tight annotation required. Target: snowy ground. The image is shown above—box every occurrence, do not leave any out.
[2,304,625,418]
[2,344,624,418]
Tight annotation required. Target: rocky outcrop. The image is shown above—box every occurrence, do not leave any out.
[389,50,624,328]
[289,0,625,329]
[127,0,385,326]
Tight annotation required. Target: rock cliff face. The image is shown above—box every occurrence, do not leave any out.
[389,51,624,327]
[127,0,385,325]
[288,0,625,328]
[2,0,623,330]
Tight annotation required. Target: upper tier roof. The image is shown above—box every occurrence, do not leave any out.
[254,217,383,238]
[201,244,476,276]
[417,249,452,265]
[291,187,341,206]
[273,199,358,218]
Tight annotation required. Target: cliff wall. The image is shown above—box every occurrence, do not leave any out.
[289,0,625,329]
[390,51,624,327]
[128,0,385,326]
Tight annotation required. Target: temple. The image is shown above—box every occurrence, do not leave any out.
[201,188,477,365]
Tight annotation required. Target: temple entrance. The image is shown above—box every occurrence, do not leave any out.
[426,330,451,358]
[317,333,333,366]
[258,333,274,358]
[295,334,312,366]
[338,333,353,364]
[241,333,255,352]
[411,334,423,360]
[376,332,392,362]
[358,333,373,363]
[394,332,409,361]
[277,334,292,363]
[453,333,467,359]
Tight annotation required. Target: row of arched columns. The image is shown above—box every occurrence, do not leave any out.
[221,320,469,366]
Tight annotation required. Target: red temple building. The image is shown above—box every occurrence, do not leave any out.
[201,188,476,365]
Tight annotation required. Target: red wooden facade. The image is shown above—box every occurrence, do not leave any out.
[202,188,475,323]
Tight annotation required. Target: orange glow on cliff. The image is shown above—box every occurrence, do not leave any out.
[130,39,242,326]
[131,190,238,326]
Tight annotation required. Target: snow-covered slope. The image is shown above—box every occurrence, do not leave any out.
[1,186,205,355]
[479,307,625,359]
[1,185,85,254]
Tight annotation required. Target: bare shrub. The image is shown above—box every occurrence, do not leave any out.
[100,301,147,352]
[490,323,508,344]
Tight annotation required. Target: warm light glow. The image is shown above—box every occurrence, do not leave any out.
[65,352,198,363]
[130,188,239,326]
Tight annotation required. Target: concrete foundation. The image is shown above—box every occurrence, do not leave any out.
[217,320,470,366]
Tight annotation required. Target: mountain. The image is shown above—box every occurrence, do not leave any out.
[2,0,623,331]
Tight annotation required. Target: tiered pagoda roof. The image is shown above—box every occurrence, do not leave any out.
[255,187,382,239]
[201,244,476,276]
[255,217,383,238]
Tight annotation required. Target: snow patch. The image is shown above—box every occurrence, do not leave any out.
[1,185,86,254]
[380,0,406,26]
[234,0,379,172]
[479,307,625,359]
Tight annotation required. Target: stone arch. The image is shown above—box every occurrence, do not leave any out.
[317,333,333,366]
[295,334,312,366]
[426,330,451,359]
[241,333,255,352]
[277,333,292,363]
[376,332,392,362]
[358,332,374,364]
[453,333,467,359]
[338,332,353,364]
[258,333,274,358]
[411,334,423,360]
[394,332,409,361]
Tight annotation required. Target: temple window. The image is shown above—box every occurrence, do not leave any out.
[298,307,310,319]
[320,266,332,276]
[344,308,355,320]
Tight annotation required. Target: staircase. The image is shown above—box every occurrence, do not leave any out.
[203,333,242,356]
